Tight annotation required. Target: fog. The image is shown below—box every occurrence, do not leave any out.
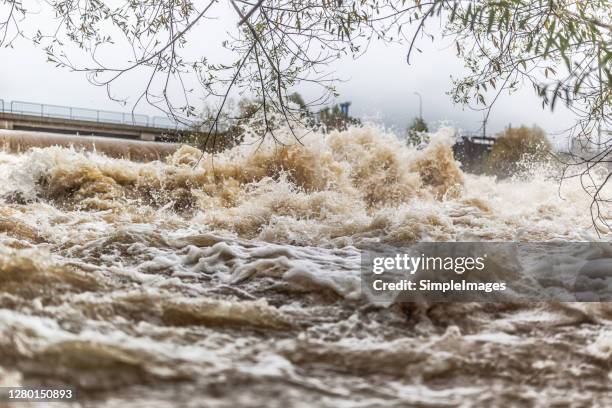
[0,2,575,141]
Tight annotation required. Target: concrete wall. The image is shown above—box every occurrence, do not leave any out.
[140,133,156,141]
[0,129,181,162]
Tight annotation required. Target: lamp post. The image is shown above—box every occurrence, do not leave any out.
[414,91,423,120]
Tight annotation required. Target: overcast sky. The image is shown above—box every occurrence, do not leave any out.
[0,2,575,142]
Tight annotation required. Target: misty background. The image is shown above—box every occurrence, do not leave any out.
[0,2,575,145]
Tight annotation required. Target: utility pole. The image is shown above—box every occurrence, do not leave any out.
[414,92,423,120]
[482,115,487,139]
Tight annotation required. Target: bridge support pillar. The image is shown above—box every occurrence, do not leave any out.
[140,132,156,141]
[0,120,13,130]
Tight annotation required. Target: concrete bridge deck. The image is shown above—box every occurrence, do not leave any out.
[0,99,195,141]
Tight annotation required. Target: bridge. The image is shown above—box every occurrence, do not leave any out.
[0,99,196,141]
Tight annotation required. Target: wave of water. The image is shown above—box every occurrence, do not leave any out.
[0,126,611,406]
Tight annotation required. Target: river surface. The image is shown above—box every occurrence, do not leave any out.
[0,127,611,407]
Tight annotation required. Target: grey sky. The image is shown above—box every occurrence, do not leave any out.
[0,2,575,143]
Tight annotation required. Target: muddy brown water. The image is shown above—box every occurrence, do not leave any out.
[0,126,611,407]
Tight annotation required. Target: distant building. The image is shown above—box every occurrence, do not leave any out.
[339,102,351,117]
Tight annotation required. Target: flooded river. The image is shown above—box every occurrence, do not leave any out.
[0,126,611,407]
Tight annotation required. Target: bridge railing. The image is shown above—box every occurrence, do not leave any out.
[0,98,194,131]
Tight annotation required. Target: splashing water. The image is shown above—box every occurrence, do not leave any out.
[0,126,611,407]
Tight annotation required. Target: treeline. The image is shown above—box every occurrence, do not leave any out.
[183,93,361,152]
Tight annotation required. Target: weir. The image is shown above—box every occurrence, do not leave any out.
[0,129,180,162]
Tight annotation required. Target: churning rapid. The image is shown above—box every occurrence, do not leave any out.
[0,126,611,407]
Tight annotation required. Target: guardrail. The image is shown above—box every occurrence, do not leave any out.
[0,98,194,131]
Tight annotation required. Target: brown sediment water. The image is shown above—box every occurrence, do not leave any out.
[0,129,179,161]
[0,125,611,407]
